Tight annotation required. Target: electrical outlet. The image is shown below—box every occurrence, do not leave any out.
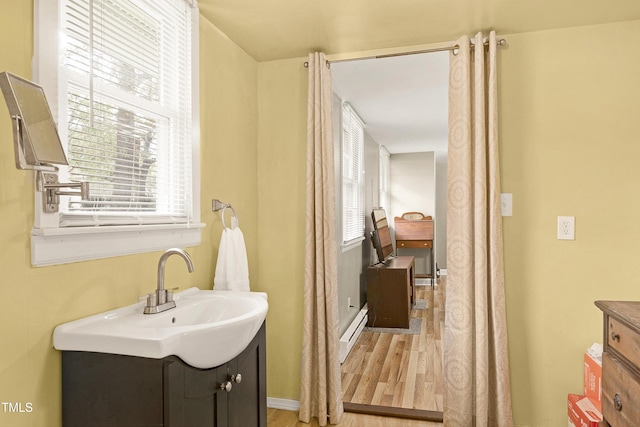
[557,216,575,240]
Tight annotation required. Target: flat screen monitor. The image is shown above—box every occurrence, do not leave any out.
[371,208,394,264]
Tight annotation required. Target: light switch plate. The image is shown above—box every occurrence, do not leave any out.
[558,216,575,240]
[500,193,512,216]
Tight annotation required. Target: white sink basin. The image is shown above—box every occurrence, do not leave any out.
[53,288,268,369]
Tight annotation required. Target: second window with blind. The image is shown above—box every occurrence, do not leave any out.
[341,103,365,247]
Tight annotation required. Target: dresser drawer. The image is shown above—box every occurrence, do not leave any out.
[396,240,432,249]
[602,352,640,427]
[607,316,640,368]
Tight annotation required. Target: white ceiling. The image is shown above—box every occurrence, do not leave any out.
[331,52,449,154]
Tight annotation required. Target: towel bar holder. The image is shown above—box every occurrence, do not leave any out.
[212,199,239,229]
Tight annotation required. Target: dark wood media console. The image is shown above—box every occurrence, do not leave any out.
[366,256,415,329]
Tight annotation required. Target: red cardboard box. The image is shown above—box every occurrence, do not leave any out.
[584,346,602,411]
[567,394,602,427]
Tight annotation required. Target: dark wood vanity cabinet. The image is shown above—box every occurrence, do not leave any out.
[62,323,266,427]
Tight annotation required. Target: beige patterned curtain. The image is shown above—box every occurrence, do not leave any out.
[299,52,344,426]
[444,31,514,427]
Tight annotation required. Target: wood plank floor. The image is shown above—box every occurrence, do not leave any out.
[340,277,446,412]
[267,408,443,427]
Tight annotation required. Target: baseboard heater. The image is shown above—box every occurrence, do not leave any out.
[339,304,368,363]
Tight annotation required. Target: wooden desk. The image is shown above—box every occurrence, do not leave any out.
[394,216,434,283]
[366,256,415,329]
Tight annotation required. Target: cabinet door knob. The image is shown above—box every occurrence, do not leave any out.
[611,331,621,342]
[220,381,233,392]
[231,373,242,384]
[614,393,623,411]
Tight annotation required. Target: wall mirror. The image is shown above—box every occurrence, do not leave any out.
[0,71,69,171]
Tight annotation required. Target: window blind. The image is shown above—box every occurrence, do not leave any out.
[59,0,193,226]
[342,103,365,244]
[379,145,390,210]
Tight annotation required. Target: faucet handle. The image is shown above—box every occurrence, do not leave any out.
[166,287,179,303]
[147,292,158,307]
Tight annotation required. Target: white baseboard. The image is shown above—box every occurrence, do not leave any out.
[267,397,300,411]
[339,304,368,363]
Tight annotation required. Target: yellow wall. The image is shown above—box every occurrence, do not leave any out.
[501,20,640,426]
[0,4,259,426]
[257,57,309,400]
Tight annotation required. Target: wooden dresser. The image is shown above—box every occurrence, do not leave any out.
[595,301,640,426]
[366,256,415,329]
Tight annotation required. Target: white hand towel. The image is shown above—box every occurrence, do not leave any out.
[214,223,250,291]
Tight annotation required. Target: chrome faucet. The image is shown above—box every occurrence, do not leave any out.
[144,248,195,314]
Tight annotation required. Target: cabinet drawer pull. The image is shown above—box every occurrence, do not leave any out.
[614,393,623,411]
[220,381,233,392]
[611,331,621,342]
[231,373,242,384]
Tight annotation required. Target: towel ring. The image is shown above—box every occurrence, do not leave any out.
[212,199,239,230]
[221,205,239,230]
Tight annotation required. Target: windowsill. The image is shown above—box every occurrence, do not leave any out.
[31,222,205,266]
[341,236,364,253]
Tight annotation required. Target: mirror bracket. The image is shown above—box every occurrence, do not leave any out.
[36,172,90,214]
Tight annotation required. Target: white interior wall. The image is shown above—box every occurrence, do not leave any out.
[435,151,447,271]
[390,152,436,275]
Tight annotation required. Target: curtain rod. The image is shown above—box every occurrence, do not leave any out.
[304,38,506,68]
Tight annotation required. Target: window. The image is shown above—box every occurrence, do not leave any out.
[341,103,365,246]
[379,145,390,210]
[33,0,202,266]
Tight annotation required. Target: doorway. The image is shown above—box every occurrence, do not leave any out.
[331,51,449,419]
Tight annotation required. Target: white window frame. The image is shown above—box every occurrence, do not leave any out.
[341,103,365,249]
[379,145,390,210]
[31,0,203,266]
